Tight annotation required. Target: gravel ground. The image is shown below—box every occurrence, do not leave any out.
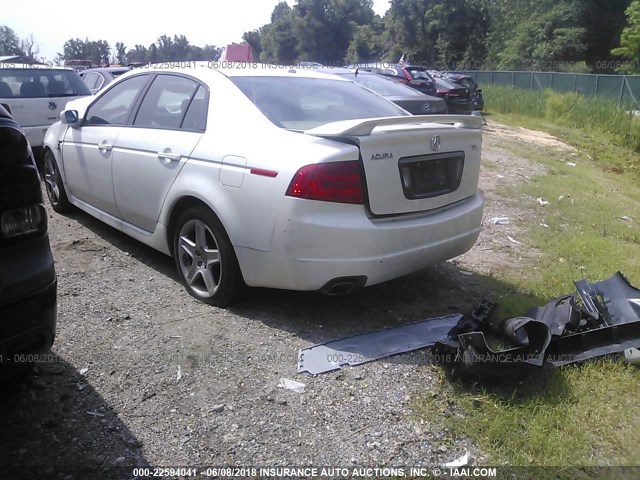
[0,121,557,478]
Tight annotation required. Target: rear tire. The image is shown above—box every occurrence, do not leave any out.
[173,206,245,307]
[43,150,73,213]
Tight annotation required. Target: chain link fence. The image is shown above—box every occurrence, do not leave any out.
[460,71,640,109]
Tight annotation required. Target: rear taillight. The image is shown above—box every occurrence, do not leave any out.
[403,70,413,82]
[0,204,46,239]
[286,161,364,205]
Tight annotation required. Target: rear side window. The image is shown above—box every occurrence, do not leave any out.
[133,75,200,130]
[181,85,207,131]
[231,76,409,130]
[82,72,103,91]
[0,68,90,98]
[85,75,149,125]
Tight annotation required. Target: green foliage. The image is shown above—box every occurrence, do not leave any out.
[62,38,111,65]
[612,0,640,73]
[242,0,631,72]
[497,1,586,70]
[58,35,222,66]
[0,25,22,56]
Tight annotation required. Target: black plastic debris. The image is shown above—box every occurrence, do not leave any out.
[435,272,640,381]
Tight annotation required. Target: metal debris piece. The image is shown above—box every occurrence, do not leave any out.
[437,272,640,381]
[491,217,510,225]
[624,348,640,365]
[298,315,461,375]
[277,378,306,393]
[507,236,523,245]
[444,450,470,468]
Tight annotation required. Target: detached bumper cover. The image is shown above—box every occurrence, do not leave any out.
[436,272,640,381]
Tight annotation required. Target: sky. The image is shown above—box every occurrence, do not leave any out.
[4,0,392,62]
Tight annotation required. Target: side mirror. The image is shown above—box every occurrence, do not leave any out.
[1,103,11,115]
[61,109,81,127]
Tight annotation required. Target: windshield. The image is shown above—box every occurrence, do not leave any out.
[231,76,409,130]
[0,68,91,98]
[340,73,422,97]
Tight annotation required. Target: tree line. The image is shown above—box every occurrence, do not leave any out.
[3,0,640,73]
[244,0,636,73]
[0,27,223,65]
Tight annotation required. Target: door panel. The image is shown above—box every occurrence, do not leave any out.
[112,129,202,231]
[61,74,151,218]
[62,126,121,217]
[111,74,205,232]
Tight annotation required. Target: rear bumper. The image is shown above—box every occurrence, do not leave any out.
[0,279,57,366]
[236,191,484,291]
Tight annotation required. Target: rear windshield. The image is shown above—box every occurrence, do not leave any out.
[340,73,422,97]
[230,76,409,130]
[406,68,433,81]
[0,68,91,98]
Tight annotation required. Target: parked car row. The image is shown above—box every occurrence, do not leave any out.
[343,63,483,114]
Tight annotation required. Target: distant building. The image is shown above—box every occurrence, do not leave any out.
[222,44,255,62]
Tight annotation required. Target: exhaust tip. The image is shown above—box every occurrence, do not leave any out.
[320,276,367,296]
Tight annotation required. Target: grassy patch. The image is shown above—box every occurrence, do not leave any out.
[483,85,640,158]
[416,359,640,471]
[415,101,640,468]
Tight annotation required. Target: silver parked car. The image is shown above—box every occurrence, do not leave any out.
[43,63,484,306]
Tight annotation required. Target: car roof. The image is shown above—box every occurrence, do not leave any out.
[117,62,353,82]
[82,66,132,74]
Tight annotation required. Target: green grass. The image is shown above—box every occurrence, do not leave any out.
[414,96,640,471]
[483,85,640,157]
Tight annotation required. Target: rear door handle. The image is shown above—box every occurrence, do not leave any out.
[97,141,113,152]
[158,150,181,162]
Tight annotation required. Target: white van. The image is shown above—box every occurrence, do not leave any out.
[0,64,91,152]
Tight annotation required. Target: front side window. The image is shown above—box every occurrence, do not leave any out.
[133,75,199,129]
[231,76,409,131]
[85,75,149,125]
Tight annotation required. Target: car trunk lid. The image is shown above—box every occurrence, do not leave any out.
[306,115,482,216]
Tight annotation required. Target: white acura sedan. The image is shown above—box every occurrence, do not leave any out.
[43,63,484,306]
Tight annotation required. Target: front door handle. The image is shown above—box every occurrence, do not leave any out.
[158,149,181,162]
[97,141,113,152]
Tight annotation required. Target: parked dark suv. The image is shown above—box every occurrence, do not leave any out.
[0,103,56,378]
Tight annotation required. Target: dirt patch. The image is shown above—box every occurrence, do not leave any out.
[484,121,577,153]
[0,120,575,476]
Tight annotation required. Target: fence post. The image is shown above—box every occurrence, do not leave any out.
[619,76,626,107]
[530,72,534,91]
[491,71,494,85]
[595,74,599,98]
[573,74,577,93]
[512,71,515,87]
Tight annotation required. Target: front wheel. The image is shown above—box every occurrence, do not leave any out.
[173,206,245,307]
[43,150,73,213]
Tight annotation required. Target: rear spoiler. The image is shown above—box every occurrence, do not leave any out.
[305,114,483,136]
